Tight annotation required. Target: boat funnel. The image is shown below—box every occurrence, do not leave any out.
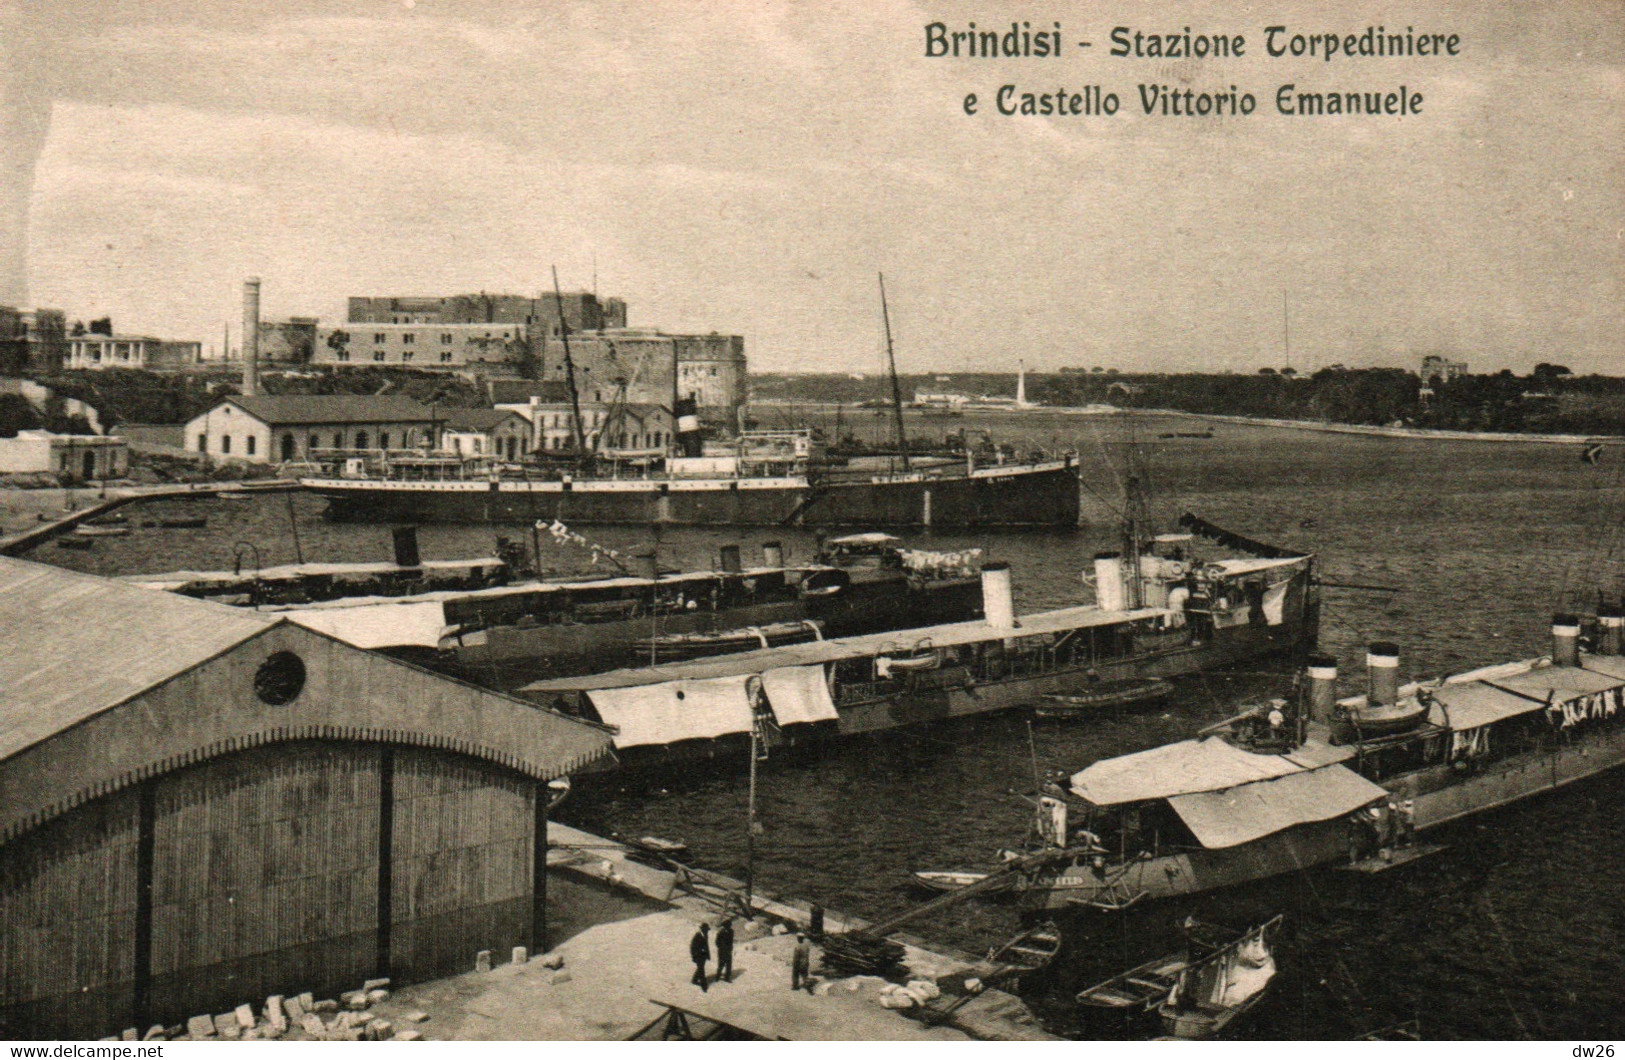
[1306,653,1338,725]
[1552,612,1581,667]
[1093,552,1126,612]
[719,544,742,574]
[392,525,421,569]
[674,397,703,457]
[1366,642,1400,707]
[982,561,1016,629]
[761,541,784,568]
[633,547,658,580]
[1599,609,1623,656]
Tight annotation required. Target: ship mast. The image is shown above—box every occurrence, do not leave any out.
[878,273,910,471]
[551,266,590,470]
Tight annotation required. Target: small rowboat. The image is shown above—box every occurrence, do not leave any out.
[987,920,1062,974]
[910,870,1010,894]
[1076,954,1189,1011]
[56,536,94,550]
[159,516,209,529]
[73,524,130,538]
[1157,916,1282,1039]
[1037,678,1172,718]
[635,620,823,662]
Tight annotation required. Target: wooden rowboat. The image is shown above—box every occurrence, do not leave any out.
[73,524,130,538]
[1036,678,1172,718]
[987,920,1062,974]
[910,870,1011,894]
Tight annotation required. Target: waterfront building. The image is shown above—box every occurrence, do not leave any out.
[0,308,68,376]
[439,407,534,461]
[312,322,532,373]
[495,399,674,454]
[66,335,202,372]
[0,430,128,481]
[0,556,614,1038]
[184,395,440,463]
[347,291,627,333]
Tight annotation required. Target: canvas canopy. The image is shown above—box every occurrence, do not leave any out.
[760,665,839,726]
[1488,664,1624,705]
[1581,655,1625,682]
[1209,556,1309,578]
[1166,764,1387,849]
[1426,681,1547,731]
[1071,737,1304,806]
[284,600,449,649]
[585,674,754,749]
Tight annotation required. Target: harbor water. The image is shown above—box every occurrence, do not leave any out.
[41,410,1625,1039]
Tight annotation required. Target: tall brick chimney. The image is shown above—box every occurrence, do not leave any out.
[242,277,261,396]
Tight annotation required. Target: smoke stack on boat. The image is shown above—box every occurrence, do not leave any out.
[1599,609,1623,656]
[633,547,658,580]
[1552,612,1581,667]
[674,397,703,458]
[1367,641,1400,707]
[982,561,1016,629]
[1093,552,1125,612]
[1306,653,1338,725]
[762,541,783,568]
[392,525,421,569]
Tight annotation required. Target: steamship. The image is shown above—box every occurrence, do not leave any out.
[299,424,1081,529]
[520,516,1319,763]
[1009,612,1625,911]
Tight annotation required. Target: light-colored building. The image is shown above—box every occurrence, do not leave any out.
[348,291,627,332]
[67,335,202,372]
[313,322,530,372]
[439,407,534,461]
[184,395,439,463]
[0,430,128,480]
[497,399,673,455]
[1420,355,1468,386]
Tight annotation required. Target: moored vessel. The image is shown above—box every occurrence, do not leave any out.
[1011,610,1625,912]
[521,516,1319,764]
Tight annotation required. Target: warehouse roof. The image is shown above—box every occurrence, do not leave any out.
[218,394,436,425]
[0,555,274,763]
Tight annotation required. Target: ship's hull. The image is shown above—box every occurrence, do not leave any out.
[451,576,984,687]
[1020,722,1625,911]
[302,459,1080,529]
[591,602,1317,772]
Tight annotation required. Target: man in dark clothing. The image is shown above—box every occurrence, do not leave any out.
[791,933,812,992]
[714,919,735,983]
[689,923,711,991]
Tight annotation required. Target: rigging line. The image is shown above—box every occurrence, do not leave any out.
[1476,892,1549,1038]
[1464,897,1533,1039]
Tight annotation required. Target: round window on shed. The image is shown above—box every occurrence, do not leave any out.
[254,651,307,705]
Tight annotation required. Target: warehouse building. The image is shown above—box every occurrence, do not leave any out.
[0,557,615,1038]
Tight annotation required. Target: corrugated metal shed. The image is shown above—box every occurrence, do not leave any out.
[0,556,274,763]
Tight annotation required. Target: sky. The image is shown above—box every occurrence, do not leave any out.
[3,0,1621,375]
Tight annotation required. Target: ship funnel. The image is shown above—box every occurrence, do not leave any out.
[1093,552,1126,612]
[1306,653,1338,725]
[674,396,703,457]
[633,547,658,580]
[242,277,261,397]
[1366,641,1400,707]
[392,525,421,569]
[1599,609,1623,656]
[761,540,783,568]
[982,561,1016,628]
[1552,612,1581,667]
[719,544,742,574]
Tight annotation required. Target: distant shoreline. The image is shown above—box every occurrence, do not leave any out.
[748,400,1609,445]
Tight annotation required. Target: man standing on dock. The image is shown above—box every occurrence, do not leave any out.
[690,923,711,991]
[715,918,735,983]
[791,933,812,993]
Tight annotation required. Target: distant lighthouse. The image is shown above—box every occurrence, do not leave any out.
[1016,359,1030,409]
